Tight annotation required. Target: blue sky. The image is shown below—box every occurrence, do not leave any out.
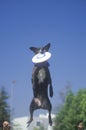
[0,1,86,118]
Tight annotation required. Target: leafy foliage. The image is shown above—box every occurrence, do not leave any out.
[53,89,86,130]
[0,87,10,130]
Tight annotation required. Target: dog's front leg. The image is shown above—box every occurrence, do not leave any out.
[49,73,53,97]
[49,82,53,97]
[32,78,37,97]
[47,68,53,97]
[32,67,38,97]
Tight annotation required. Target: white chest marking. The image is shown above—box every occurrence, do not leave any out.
[37,68,46,83]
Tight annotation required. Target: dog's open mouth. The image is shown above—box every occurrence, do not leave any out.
[37,53,45,59]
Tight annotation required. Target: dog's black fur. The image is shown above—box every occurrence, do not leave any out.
[27,43,53,126]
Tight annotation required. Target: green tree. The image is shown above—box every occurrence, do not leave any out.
[53,89,86,130]
[53,81,72,114]
[0,87,10,130]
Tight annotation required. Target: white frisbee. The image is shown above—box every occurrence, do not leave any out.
[32,52,51,63]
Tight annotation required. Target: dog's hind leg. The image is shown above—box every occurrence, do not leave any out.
[27,110,33,127]
[27,99,35,127]
[43,97,52,126]
[48,109,52,126]
[47,99,52,126]
[27,98,41,127]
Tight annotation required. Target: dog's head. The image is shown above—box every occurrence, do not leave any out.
[29,43,51,54]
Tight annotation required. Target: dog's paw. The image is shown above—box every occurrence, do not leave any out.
[49,119,52,126]
[50,86,53,97]
[50,90,53,97]
[27,118,33,127]
[27,123,30,127]
[50,92,53,97]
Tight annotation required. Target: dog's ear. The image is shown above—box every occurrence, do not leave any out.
[43,43,51,51]
[29,47,38,53]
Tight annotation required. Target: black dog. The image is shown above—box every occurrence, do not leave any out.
[27,43,53,126]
